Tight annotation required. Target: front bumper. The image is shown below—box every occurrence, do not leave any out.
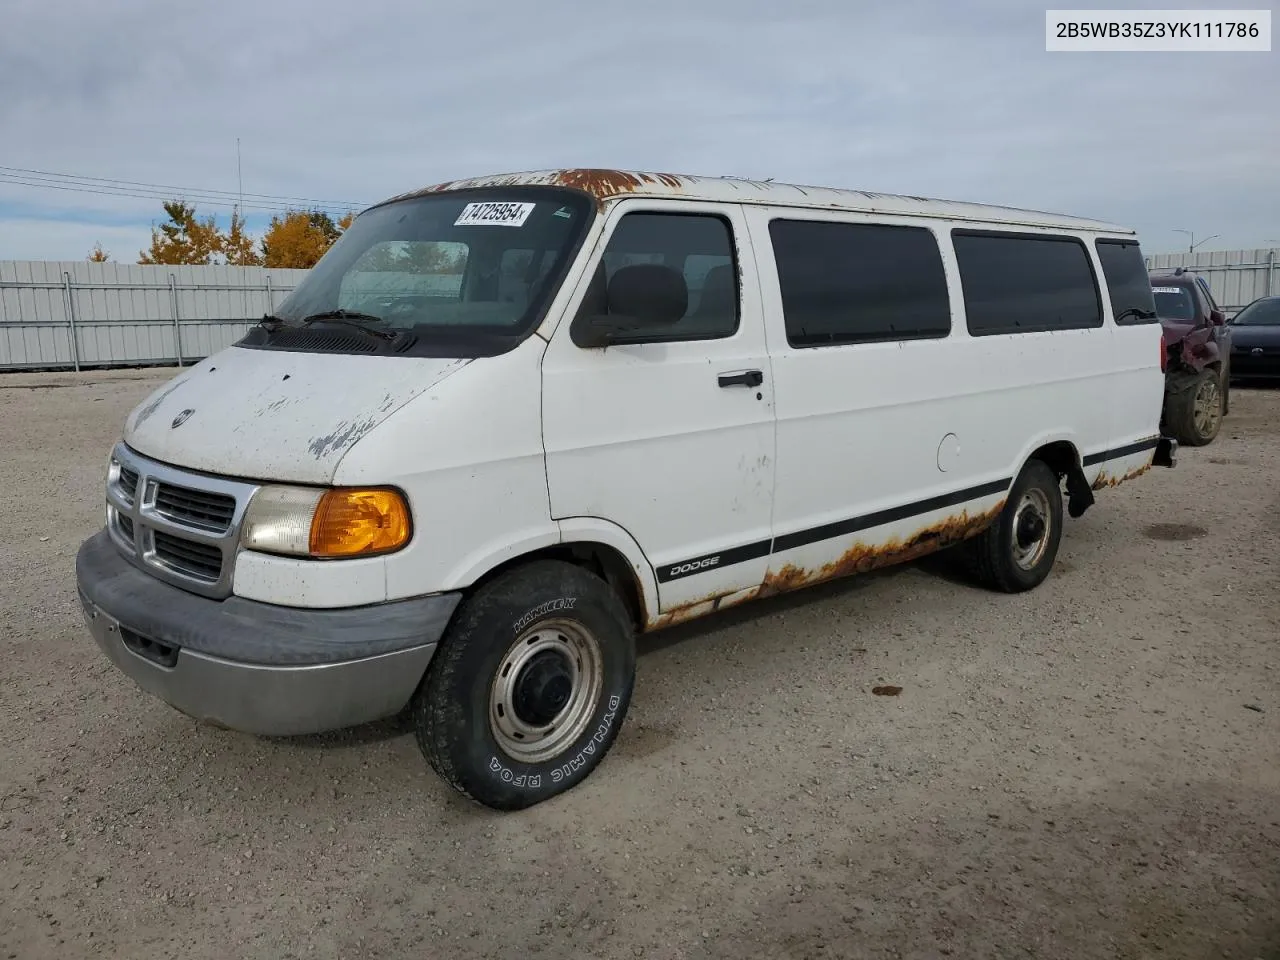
[75,530,462,736]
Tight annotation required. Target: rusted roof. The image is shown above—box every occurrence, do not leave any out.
[374,167,1133,234]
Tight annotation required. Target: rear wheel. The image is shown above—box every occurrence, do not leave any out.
[412,559,636,810]
[961,459,1063,593]
[1165,368,1223,446]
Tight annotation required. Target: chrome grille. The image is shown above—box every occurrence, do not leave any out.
[118,466,140,504]
[153,530,224,580]
[105,443,259,599]
[153,482,235,532]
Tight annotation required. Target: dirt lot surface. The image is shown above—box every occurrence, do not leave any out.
[1,367,1277,960]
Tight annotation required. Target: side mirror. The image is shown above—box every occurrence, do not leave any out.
[573,264,687,348]
[1209,309,1226,326]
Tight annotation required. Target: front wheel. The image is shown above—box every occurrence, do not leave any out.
[412,559,636,810]
[960,459,1063,593]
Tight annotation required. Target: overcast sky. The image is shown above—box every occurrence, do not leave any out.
[1,0,1276,261]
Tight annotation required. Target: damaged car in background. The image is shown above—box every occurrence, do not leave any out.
[1149,267,1232,447]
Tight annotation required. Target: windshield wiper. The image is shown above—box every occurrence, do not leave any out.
[297,309,397,341]
[258,313,287,330]
[1116,307,1157,322]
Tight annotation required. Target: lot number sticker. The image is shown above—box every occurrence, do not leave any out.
[454,201,536,227]
[1152,286,1183,294]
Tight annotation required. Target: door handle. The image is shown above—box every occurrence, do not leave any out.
[718,369,764,388]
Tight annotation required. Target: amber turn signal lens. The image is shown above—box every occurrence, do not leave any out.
[308,488,411,557]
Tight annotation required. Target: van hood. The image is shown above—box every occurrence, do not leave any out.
[123,346,471,484]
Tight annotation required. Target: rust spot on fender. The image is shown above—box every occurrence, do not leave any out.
[647,586,752,631]
[757,504,1004,600]
[1091,459,1153,490]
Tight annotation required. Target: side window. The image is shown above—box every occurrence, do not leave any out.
[1197,277,1219,311]
[589,212,739,341]
[1095,239,1158,324]
[767,220,951,348]
[952,231,1102,336]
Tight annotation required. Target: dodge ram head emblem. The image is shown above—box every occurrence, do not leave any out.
[171,408,195,428]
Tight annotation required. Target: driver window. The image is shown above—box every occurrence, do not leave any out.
[339,240,469,314]
[590,212,739,342]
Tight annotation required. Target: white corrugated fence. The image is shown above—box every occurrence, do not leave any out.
[0,261,310,371]
[1144,247,1279,316]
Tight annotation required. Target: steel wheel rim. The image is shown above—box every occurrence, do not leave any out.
[489,617,604,763]
[1193,378,1221,435]
[1011,488,1052,571]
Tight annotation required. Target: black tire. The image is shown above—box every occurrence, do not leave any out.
[412,559,636,811]
[1164,368,1223,446]
[961,459,1063,593]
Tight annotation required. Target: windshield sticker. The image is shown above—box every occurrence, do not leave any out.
[1152,286,1183,294]
[454,201,536,227]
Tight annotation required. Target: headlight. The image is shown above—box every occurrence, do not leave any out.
[242,486,412,559]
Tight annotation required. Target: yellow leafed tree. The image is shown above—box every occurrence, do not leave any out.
[135,201,356,267]
[87,243,110,262]
[260,210,350,268]
[138,201,224,265]
[222,208,262,266]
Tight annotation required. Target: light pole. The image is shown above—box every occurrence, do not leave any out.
[1173,229,1221,254]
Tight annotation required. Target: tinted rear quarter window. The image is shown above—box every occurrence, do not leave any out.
[768,220,951,347]
[1095,239,1158,324]
[952,231,1102,336]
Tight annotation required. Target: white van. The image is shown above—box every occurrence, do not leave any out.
[76,169,1177,809]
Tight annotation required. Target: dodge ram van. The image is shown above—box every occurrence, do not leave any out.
[75,169,1176,810]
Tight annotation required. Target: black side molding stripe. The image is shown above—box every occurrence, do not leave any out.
[661,441,1163,585]
[1082,436,1160,467]
[658,538,772,583]
[772,477,1011,554]
[660,477,1012,581]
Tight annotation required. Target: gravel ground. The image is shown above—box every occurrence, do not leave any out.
[1,367,1277,960]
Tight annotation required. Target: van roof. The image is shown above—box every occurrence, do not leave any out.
[379,168,1134,235]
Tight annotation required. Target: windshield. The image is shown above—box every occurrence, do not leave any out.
[1151,283,1197,321]
[249,187,594,357]
[1231,298,1280,326]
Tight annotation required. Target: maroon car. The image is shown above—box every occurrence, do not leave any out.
[1149,268,1231,446]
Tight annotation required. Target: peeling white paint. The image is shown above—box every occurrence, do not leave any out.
[123,347,470,484]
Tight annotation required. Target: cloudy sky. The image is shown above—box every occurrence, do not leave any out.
[1,0,1276,262]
